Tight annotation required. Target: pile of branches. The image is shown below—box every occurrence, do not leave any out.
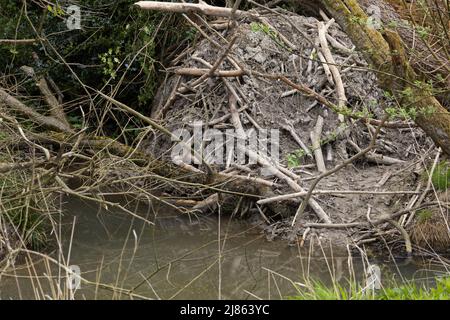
[138,1,449,254]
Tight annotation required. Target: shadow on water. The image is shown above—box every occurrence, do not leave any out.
[0,197,447,299]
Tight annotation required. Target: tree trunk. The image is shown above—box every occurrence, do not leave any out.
[318,0,450,155]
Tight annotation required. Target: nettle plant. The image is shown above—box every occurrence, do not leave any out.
[99,47,122,79]
[250,22,292,52]
[383,81,437,121]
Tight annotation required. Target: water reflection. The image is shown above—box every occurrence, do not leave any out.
[0,197,445,299]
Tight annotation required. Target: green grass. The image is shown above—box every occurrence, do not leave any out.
[288,277,450,300]
[416,209,434,223]
[378,277,450,300]
[430,161,450,191]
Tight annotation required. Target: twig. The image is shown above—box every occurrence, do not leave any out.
[280,123,312,158]
[0,87,72,133]
[175,67,244,77]
[406,148,442,225]
[257,189,421,205]
[0,39,38,44]
[317,20,346,122]
[20,66,70,128]
[134,1,252,18]
[310,115,326,173]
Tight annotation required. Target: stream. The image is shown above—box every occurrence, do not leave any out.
[0,197,446,300]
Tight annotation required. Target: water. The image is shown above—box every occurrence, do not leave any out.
[0,197,446,299]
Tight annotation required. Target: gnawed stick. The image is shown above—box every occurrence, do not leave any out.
[134,1,252,18]
[300,227,311,247]
[0,39,38,44]
[310,115,326,173]
[325,34,354,54]
[0,87,72,133]
[20,66,70,128]
[257,189,421,205]
[317,20,346,123]
[221,172,278,187]
[348,140,405,165]
[281,123,312,158]
[175,68,244,77]
[0,159,46,173]
[193,193,219,212]
[172,156,205,174]
[387,219,412,256]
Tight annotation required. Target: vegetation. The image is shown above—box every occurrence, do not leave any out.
[431,161,450,191]
[289,277,450,300]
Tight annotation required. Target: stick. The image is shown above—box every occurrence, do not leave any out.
[175,67,244,77]
[220,172,277,187]
[0,87,72,133]
[257,16,297,51]
[0,39,38,44]
[172,155,205,174]
[325,34,354,54]
[193,193,219,212]
[96,90,214,175]
[348,140,405,165]
[281,123,313,158]
[21,66,70,128]
[310,115,326,173]
[134,1,251,18]
[405,148,441,225]
[317,20,346,122]
[257,189,421,205]
[301,202,442,230]
[387,219,412,255]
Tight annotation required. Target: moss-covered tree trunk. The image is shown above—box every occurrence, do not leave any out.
[319,0,450,155]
